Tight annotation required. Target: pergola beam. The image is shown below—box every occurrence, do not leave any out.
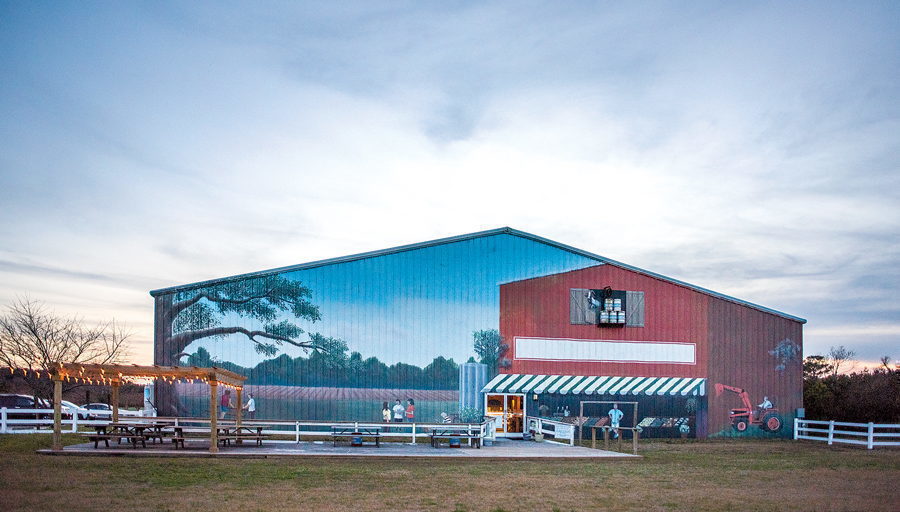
[52,363,246,388]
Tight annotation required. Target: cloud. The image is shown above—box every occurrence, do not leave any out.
[0,2,898,365]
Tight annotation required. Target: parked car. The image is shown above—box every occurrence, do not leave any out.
[0,394,52,420]
[84,403,112,420]
[61,400,90,420]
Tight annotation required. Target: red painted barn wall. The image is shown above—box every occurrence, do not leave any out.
[499,263,804,438]
[706,300,803,436]
[500,264,710,378]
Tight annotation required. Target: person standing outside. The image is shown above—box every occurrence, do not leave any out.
[220,389,234,419]
[382,401,391,432]
[405,398,415,422]
[243,393,256,420]
[608,403,624,439]
[392,399,405,423]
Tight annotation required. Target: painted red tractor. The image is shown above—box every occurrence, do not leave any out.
[714,383,783,433]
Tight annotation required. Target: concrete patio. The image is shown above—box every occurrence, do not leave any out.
[40,437,639,459]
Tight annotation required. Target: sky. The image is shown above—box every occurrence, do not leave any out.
[1,2,898,369]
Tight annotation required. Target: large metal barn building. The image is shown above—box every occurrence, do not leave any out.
[150,227,805,438]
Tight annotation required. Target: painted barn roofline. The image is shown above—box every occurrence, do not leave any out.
[149,227,806,323]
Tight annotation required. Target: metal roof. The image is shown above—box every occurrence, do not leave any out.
[148,226,806,323]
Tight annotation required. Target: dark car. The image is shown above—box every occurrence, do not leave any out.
[0,394,53,421]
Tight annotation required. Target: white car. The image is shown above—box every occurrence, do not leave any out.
[84,402,142,419]
[60,400,90,420]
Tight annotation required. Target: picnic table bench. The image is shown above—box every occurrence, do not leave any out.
[217,426,270,447]
[430,426,482,448]
[83,424,153,449]
[331,426,381,447]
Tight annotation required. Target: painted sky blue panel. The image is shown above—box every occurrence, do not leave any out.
[186,233,599,368]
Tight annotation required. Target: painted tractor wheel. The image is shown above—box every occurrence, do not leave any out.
[762,412,783,433]
[733,418,750,432]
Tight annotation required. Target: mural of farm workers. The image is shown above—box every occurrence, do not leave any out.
[392,400,404,422]
[608,404,624,439]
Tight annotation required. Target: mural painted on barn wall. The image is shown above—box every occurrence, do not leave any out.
[710,338,801,438]
[154,234,599,421]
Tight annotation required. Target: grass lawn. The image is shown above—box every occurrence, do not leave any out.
[1,434,897,512]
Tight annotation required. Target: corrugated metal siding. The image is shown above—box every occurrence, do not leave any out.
[153,233,599,421]
[500,265,710,379]
[153,232,803,436]
[498,264,803,437]
[706,299,803,437]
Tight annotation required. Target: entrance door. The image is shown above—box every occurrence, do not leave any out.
[485,394,526,437]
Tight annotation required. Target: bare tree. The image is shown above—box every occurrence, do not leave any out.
[0,297,130,403]
[827,345,856,377]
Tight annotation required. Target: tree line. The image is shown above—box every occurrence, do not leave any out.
[803,346,900,423]
[187,345,463,390]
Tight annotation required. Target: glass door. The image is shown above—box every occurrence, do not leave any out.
[484,393,526,437]
[505,395,524,434]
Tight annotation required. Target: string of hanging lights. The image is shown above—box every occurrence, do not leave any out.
[5,363,245,390]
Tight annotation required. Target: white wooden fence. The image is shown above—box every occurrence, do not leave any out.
[794,418,900,450]
[0,407,120,433]
[526,416,575,446]
[0,407,497,444]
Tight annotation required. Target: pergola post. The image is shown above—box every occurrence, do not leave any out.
[235,387,243,445]
[236,387,243,427]
[52,377,62,451]
[111,381,120,424]
[209,380,219,453]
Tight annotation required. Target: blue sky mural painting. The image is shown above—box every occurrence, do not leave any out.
[156,233,599,419]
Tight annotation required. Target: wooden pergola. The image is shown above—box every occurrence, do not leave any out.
[49,363,247,452]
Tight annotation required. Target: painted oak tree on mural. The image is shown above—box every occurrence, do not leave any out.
[157,275,332,364]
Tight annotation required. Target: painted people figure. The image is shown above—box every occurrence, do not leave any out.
[608,403,624,439]
[405,398,415,422]
[220,389,233,419]
[243,393,256,420]
[392,399,405,423]
[382,401,391,432]
[758,396,773,410]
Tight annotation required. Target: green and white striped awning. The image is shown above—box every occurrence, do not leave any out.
[481,374,706,396]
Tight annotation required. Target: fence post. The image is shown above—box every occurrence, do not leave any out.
[827,420,835,445]
[793,418,799,440]
[295,421,300,443]
[410,423,416,445]
[867,422,874,450]
[1,407,6,434]
[71,411,78,433]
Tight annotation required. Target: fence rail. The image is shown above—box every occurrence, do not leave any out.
[0,407,497,444]
[794,418,900,450]
[526,416,575,446]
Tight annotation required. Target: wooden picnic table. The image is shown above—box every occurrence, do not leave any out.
[84,423,153,449]
[430,426,482,448]
[331,426,381,447]
[216,425,269,447]
[164,425,269,449]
